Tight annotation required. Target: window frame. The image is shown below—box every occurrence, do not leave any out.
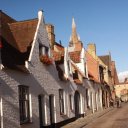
[19,85,30,124]
[39,43,49,57]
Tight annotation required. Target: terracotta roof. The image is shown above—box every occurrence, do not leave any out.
[88,70,100,83]
[0,10,38,53]
[8,19,38,52]
[98,55,111,70]
[69,51,81,63]
[0,11,38,69]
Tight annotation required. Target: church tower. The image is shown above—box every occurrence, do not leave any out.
[69,18,83,51]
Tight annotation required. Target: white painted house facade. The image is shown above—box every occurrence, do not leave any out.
[0,10,114,128]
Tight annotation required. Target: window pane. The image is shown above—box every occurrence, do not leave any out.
[59,89,65,114]
[19,85,30,124]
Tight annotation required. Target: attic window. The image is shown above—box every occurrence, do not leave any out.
[39,44,49,56]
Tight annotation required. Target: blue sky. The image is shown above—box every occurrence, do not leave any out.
[1,0,128,73]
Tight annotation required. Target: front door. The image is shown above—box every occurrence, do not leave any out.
[38,95,45,128]
[49,94,55,127]
[74,91,80,118]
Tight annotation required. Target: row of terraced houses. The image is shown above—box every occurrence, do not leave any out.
[0,10,119,128]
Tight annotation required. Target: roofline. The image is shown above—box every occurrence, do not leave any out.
[9,18,38,25]
[0,10,16,21]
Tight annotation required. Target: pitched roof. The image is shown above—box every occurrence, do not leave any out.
[1,10,38,53]
[8,19,38,52]
[88,70,100,83]
[99,55,111,70]
[69,51,81,63]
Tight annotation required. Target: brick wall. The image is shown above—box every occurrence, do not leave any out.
[86,51,99,82]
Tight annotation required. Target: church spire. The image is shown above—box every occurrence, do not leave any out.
[71,17,79,44]
[72,17,76,28]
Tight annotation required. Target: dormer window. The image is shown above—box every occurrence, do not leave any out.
[39,44,49,57]
[39,44,52,65]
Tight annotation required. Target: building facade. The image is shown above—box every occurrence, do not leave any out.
[0,10,119,128]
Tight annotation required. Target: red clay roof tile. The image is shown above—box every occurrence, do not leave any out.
[69,51,81,63]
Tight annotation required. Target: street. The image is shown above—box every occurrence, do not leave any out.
[83,103,128,128]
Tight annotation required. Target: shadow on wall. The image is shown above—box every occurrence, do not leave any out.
[0,63,78,125]
[2,68,48,96]
[0,73,17,99]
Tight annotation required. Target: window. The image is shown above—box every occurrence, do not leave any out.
[99,66,104,83]
[69,94,73,111]
[19,85,30,124]
[59,89,65,115]
[38,95,47,126]
[39,44,49,56]
[73,70,78,80]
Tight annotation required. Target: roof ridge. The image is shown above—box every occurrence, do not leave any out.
[9,18,38,25]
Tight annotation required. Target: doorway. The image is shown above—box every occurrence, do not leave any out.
[74,91,80,118]
[38,95,46,127]
[49,94,55,127]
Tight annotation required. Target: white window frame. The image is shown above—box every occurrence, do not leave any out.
[19,85,30,124]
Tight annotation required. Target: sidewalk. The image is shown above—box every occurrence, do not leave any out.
[62,107,114,128]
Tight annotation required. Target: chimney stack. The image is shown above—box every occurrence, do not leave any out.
[45,24,55,49]
[87,43,96,57]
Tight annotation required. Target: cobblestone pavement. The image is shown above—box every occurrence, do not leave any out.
[62,107,113,128]
[83,103,128,128]
[62,103,128,128]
